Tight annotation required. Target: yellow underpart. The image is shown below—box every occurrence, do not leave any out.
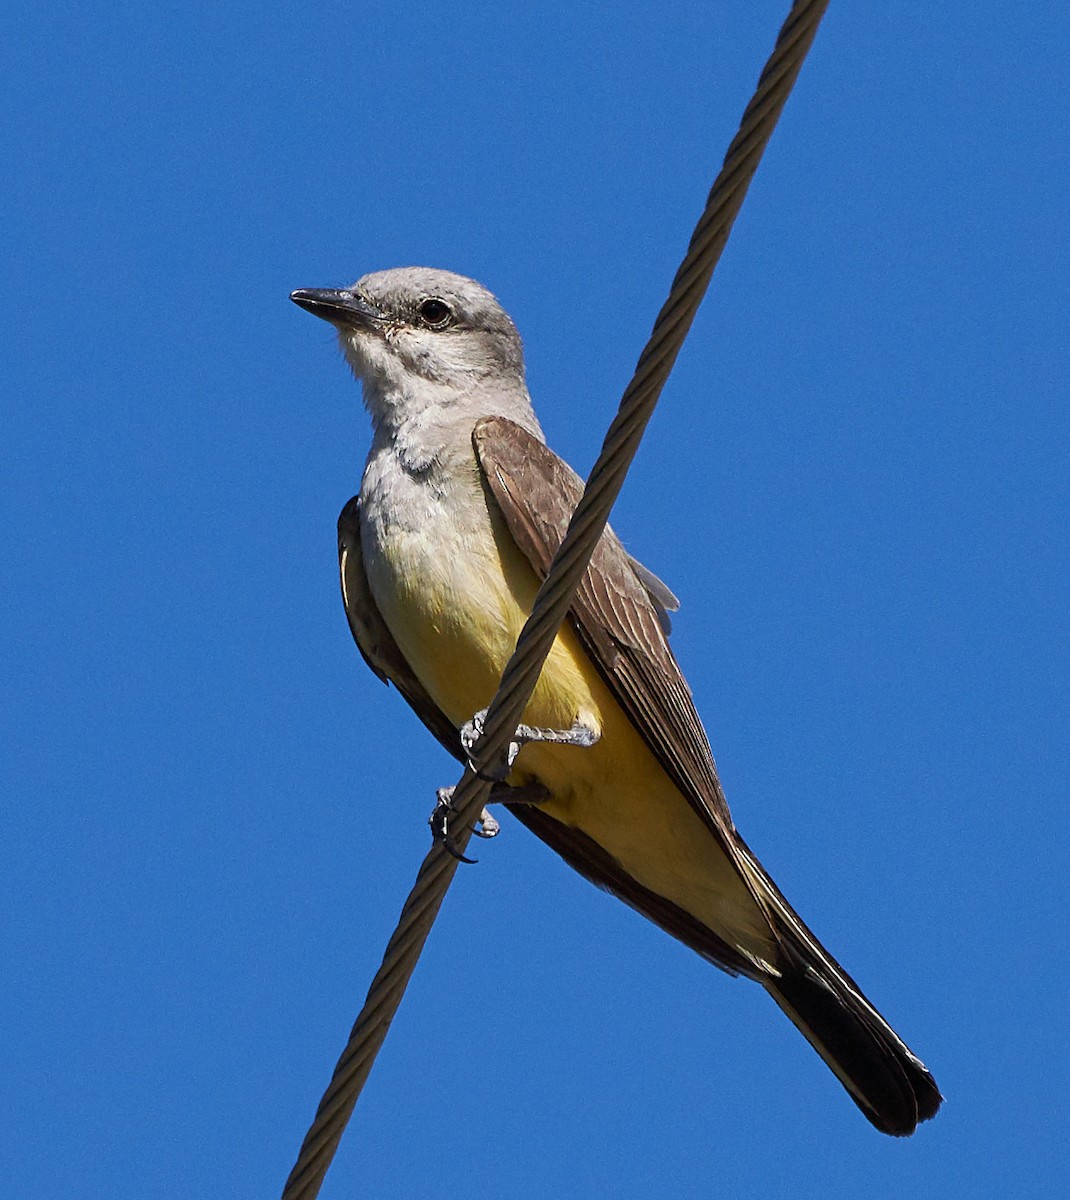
[367,494,776,961]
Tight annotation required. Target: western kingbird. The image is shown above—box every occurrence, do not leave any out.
[291,267,941,1136]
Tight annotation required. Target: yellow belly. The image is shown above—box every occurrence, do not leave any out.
[367,495,775,959]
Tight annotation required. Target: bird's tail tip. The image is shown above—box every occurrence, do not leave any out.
[767,943,942,1136]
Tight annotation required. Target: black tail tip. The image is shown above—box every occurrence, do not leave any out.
[866,1062,942,1137]
[769,965,943,1136]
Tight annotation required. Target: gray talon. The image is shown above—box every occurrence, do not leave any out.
[428,785,456,841]
[459,709,488,757]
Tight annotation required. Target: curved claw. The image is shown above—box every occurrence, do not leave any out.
[429,786,479,863]
[442,839,477,865]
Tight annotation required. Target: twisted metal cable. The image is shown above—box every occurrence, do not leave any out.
[281,2,829,1195]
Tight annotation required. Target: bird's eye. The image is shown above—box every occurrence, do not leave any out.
[417,297,452,328]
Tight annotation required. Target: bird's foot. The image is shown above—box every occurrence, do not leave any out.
[429,786,480,863]
[428,779,552,862]
[461,708,599,781]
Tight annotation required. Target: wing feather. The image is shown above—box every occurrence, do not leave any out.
[472,416,737,835]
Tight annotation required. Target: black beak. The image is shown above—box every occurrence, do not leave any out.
[289,288,384,327]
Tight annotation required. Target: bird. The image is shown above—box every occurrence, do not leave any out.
[290,266,941,1136]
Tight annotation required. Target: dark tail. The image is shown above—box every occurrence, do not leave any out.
[736,838,942,1136]
[766,943,942,1135]
[509,804,941,1134]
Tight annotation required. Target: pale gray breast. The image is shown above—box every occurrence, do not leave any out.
[358,440,503,616]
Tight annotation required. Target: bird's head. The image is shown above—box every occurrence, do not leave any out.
[291,267,527,398]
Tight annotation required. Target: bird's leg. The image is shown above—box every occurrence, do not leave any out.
[460,707,600,782]
[433,706,596,860]
[428,780,552,862]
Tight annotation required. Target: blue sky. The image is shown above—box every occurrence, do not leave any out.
[3,2,1068,1196]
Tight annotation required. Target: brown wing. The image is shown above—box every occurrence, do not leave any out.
[472,416,738,837]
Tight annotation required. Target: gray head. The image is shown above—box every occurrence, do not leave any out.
[291,267,527,394]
